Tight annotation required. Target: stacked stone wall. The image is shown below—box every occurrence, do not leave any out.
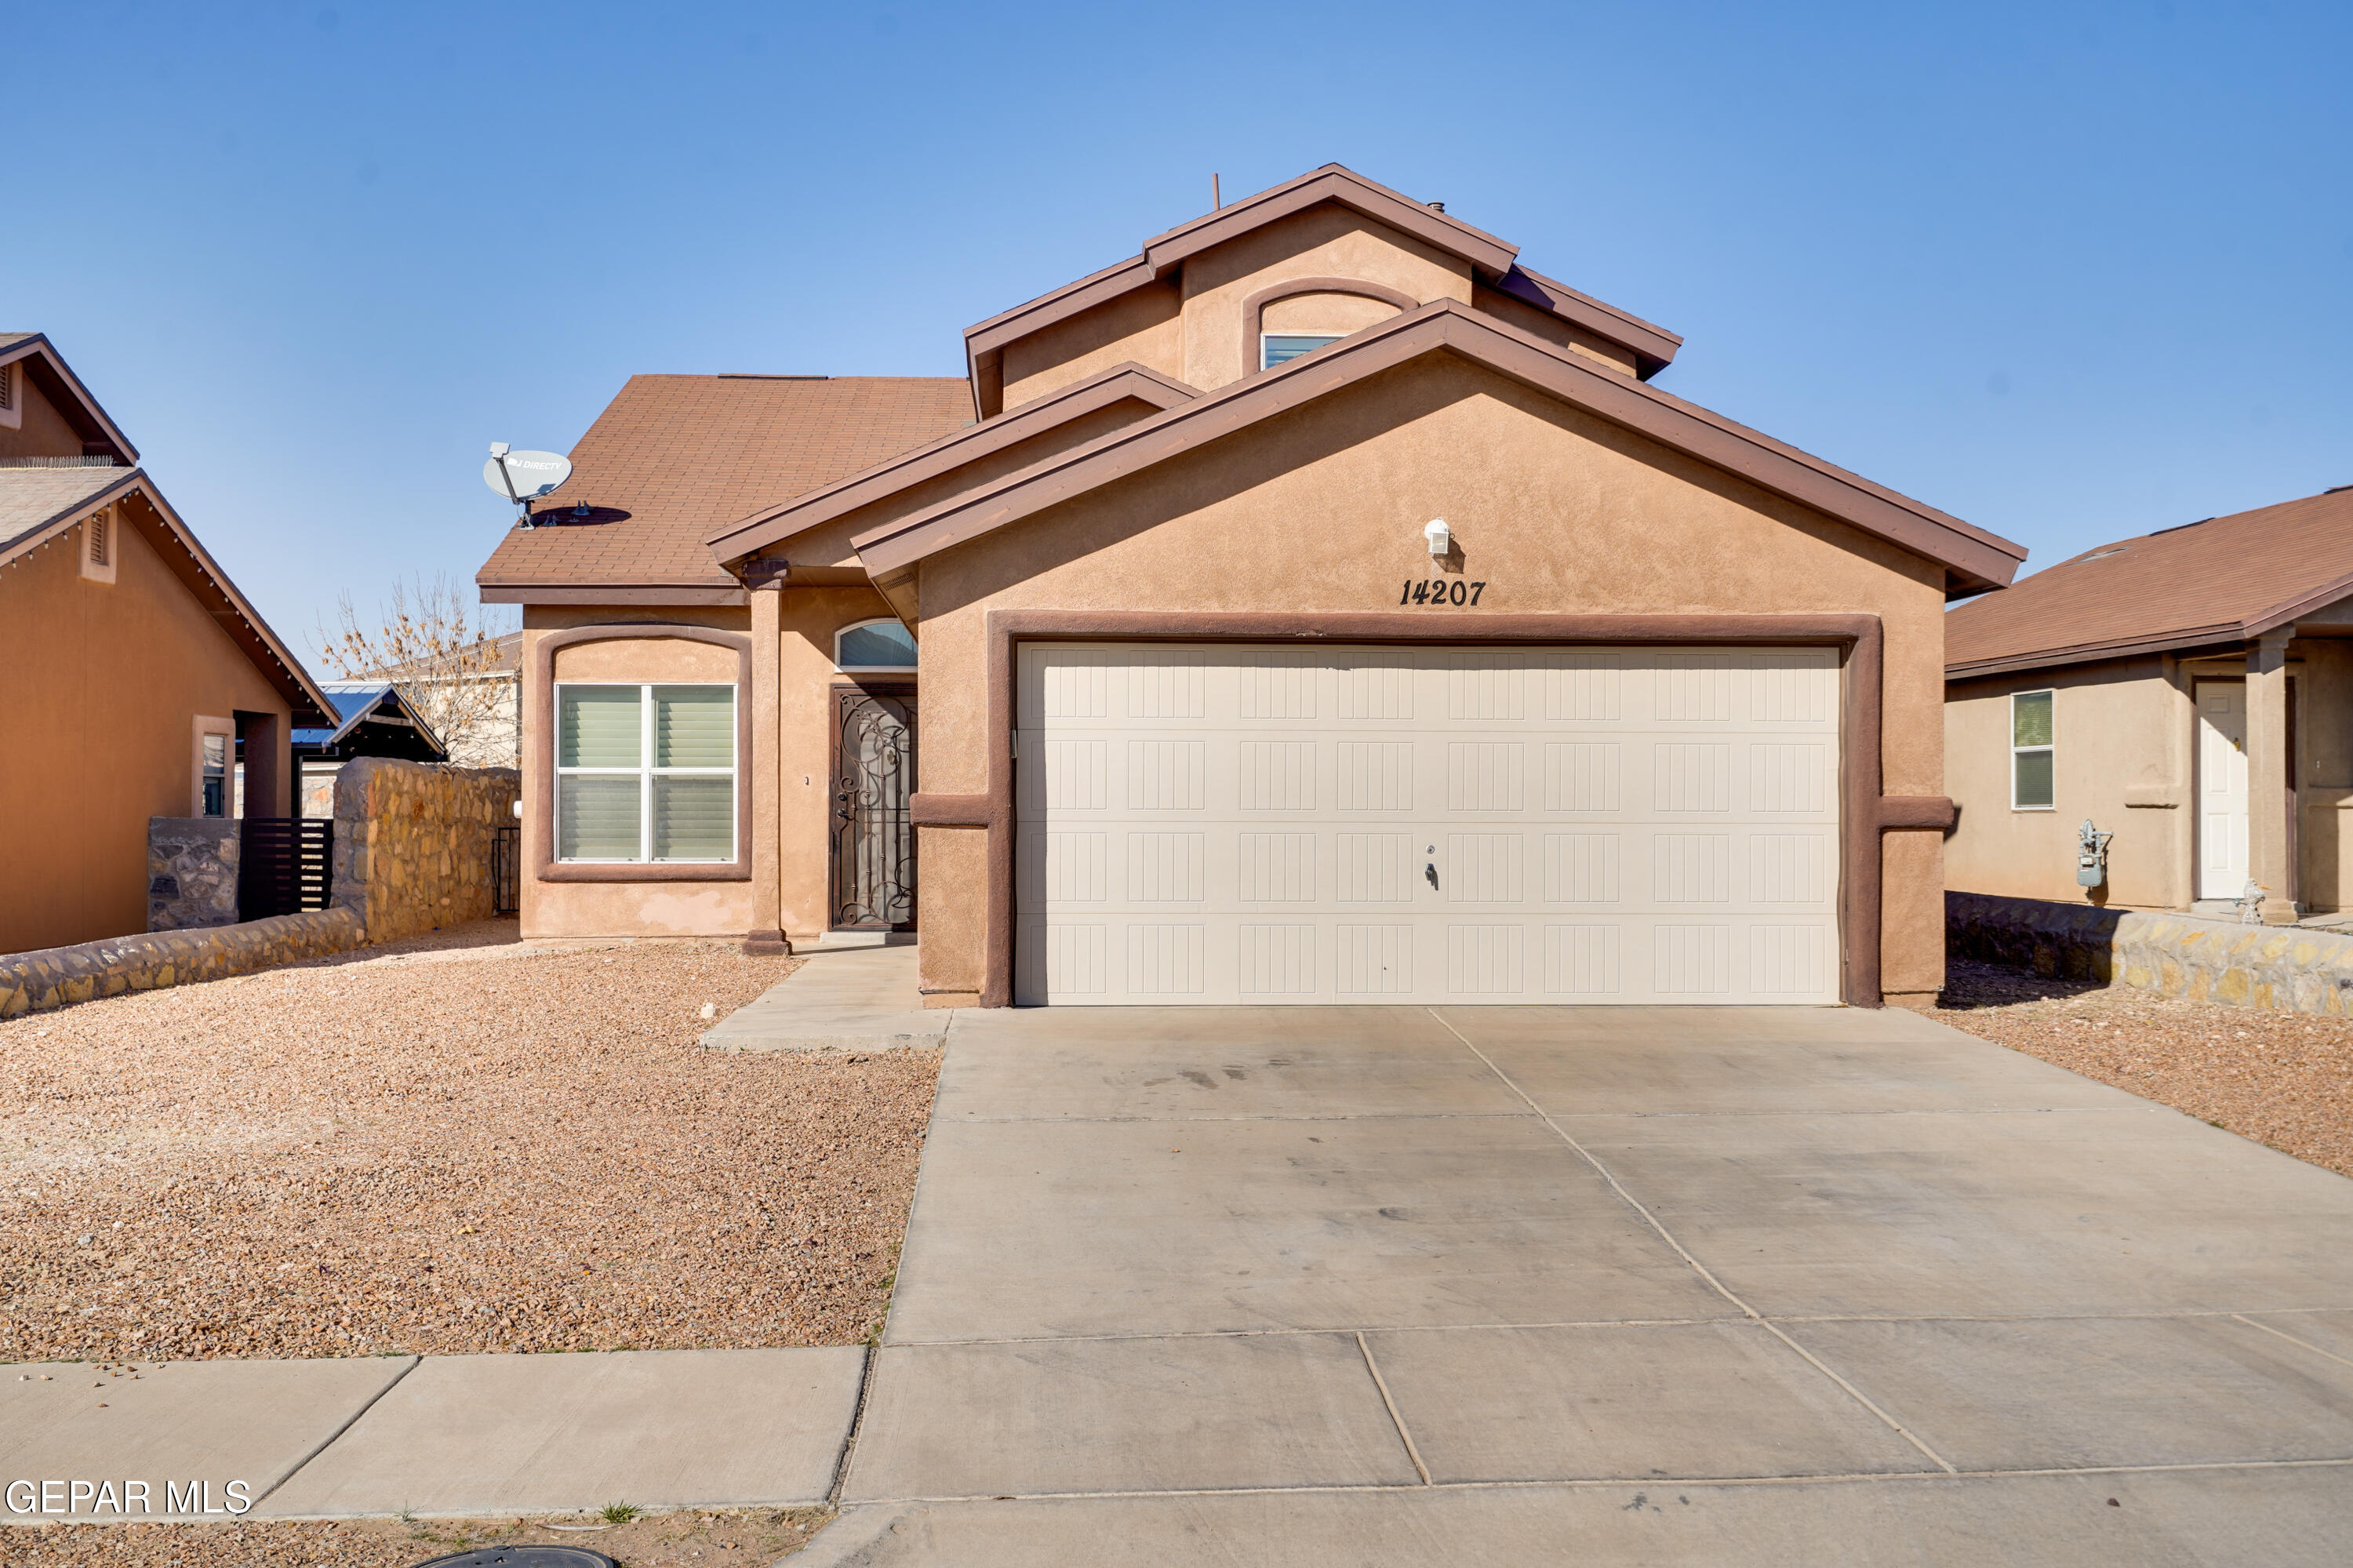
[0,908,365,1017]
[146,819,242,932]
[7,761,521,1017]
[1948,891,2353,1017]
[330,758,519,944]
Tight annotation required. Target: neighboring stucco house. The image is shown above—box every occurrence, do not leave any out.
[0,333,333,955]
[479,165,2026,1009]
[1946,485,2353,924]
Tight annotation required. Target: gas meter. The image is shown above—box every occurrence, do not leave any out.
[2076,819,2113,888]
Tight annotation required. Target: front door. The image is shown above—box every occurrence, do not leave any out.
[831,686,916,930]
[2197,681,2248,900]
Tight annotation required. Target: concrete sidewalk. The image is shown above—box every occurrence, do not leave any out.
[700,944,949,1053]
[0,1347,864,1523]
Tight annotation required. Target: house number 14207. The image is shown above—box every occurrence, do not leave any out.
[1400,579,1486,606]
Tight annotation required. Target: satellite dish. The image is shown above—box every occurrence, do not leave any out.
[483,445,573,503]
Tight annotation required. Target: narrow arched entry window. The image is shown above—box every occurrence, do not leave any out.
[835,617,918,672]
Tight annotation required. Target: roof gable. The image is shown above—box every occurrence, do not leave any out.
[704,362,1198,565]
[962,166,1679,417]
[0,468,335,726]
[1946,487,2353,678]
[0,333,137,463]
[859,300,2024,595]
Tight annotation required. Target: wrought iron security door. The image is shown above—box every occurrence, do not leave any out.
[830,686,916,930]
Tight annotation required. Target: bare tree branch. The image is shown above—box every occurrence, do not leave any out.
[311,574,520,768]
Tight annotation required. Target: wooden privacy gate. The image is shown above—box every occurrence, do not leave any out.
[238,817,333,921]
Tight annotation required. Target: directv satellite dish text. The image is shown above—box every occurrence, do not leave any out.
[484,447,573,502]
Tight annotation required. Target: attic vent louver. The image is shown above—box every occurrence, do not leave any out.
[0,361,13,410]
[88,509,108,566]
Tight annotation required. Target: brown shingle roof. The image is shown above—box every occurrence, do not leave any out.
[1946,487,2353,677]
[476,375,969,591]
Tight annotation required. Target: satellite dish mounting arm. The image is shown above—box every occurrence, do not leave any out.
[489,442,534,529]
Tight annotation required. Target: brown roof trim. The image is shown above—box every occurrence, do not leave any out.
[961,166,1547,420]
[859,300,2025,593]
[1138,166,1518,281]
[1947,628,2248,682]
[478,584,749,606]
[2242,566,2353,638]
[128,476,336,726]
[1489,265,1682,380]
[703,362,1199,562]
[962,166,1518,363]
[1944,567,2353,681]
[0,333,138,462]
[964,255,1162,362]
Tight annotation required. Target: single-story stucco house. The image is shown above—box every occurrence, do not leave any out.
[0,332,335,955]
[1945,485,2353,923]
[477,165,2028,1010]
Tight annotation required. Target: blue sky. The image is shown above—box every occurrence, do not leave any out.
[6,1,2348,647]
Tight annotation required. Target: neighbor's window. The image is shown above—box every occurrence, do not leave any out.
[2011,689,2054,809]
[1262,333,1342,370]
[835,618,918,671]
[201,734,228,817]
[555,683,736,861]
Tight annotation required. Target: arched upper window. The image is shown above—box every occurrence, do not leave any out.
[836,617,918,671]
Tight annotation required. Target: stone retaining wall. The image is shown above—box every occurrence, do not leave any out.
[0,908,365,1017]
[1947,890,2353,1017]
[331,758,519,945]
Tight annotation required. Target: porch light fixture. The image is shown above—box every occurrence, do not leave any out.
[1424,518,1451,558]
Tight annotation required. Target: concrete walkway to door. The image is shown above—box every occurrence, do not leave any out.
[809,1003,2353,1566]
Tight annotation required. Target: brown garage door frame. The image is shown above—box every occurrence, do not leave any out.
[910,610,1948,1009]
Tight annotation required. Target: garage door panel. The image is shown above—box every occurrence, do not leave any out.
[1015,644,1840,1006]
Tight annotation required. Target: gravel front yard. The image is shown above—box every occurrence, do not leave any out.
[0,922,939,1362]
[1,1506,831,1566]
[1939,956,2353,1178]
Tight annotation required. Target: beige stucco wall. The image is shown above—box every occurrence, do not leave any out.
[1179,208,1471,392]
[1944,659,2191,910]
[519,591,904,943]
[776,585,902,938]
[908,350,1950,1004]
[2293,638,2353,913]
[1947,640,2353,915]
[0,507,291,955]
[998,209,1475,412]
[1001,284,1184,410]
[520,606,754,940]
[1260,293,1402,336]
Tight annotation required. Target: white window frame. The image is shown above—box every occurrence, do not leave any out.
[834,617,918,674]
[1260,332,1344,371]
[2010,689,2055,811]
[552,681,737,863]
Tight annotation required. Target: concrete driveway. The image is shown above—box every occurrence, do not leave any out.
[811,1005,2353,1565]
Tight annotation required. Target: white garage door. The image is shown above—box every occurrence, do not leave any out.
[1015,643,1841,1006]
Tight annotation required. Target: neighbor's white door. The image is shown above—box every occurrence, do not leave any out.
[2197,681,2249,900]
[1014,643,1842,1005]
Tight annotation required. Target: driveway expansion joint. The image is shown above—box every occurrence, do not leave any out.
[1425,1008,1961,1476]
